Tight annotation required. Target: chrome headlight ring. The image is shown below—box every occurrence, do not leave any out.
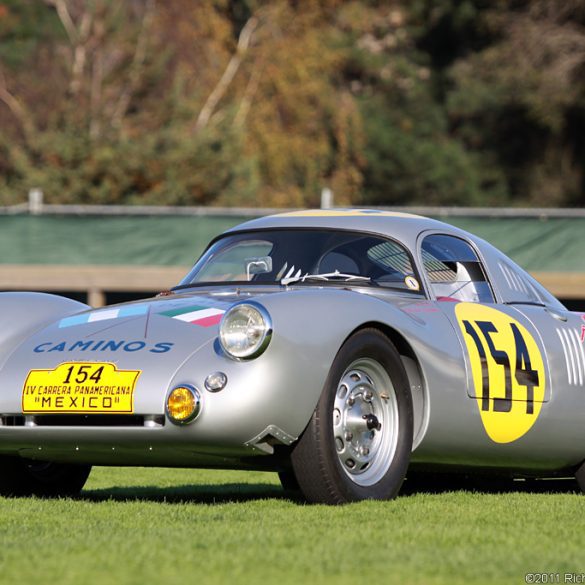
[219,301,272,360]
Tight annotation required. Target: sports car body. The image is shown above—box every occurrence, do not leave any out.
[1,209,584,503]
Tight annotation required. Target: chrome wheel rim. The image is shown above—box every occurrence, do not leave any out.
[332,358,399,487]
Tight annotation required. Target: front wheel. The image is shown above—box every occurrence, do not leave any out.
[0,456,91,497]
[290,329,413,504]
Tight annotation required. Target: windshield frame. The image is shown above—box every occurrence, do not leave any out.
[173,227,427,296]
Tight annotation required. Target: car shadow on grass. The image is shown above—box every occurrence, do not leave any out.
[79,477,581,505]
[81,482,289,504]
[401,475,580,496]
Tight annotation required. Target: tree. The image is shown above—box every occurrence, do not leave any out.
[0,0,584,208]
[445,0,585,205]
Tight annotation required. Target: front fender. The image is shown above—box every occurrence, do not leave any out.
[168,288,454,449]
[0,292,89,368]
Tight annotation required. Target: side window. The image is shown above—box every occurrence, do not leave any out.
[315,237,422,292]
[497,259,564,309]
[366,240,421,290]
[367,240,414,276]
[421,234,494,303]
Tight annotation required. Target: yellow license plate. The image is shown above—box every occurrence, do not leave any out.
[22,362,141,414]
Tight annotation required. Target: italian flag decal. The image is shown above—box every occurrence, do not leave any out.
[159,305,225,327]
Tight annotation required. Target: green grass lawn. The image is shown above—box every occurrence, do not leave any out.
[0,467,583,585]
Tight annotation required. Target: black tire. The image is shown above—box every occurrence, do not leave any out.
[278,471,303,500]
[575,461,585,493]
[0,456,91,497]
[278,470,300,492]
[290,328,413,504]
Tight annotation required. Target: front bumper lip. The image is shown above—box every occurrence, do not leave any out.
[0,409,297,467]
[0,424,265,467]
[1,413,165,428]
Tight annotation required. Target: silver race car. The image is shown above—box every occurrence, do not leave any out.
[1,209,584,504]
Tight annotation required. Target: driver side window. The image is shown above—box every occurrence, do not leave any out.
[421,234,494,303]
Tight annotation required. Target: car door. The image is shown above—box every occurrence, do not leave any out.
[417,231,553,447]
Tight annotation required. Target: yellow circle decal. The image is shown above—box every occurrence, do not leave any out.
[404,276,420,291]
[455,303,546,443]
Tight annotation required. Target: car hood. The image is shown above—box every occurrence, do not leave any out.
[0,286,420,415]
[0,291,258,414]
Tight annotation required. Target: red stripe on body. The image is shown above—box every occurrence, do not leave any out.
[191,314,223,327]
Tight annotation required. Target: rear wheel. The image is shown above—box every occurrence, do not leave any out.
[0,456,91,497]
[575,462,585,493]
[290,329,413,504]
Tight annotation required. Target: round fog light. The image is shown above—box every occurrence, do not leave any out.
[205,371,227,393]
[166,385,201,424]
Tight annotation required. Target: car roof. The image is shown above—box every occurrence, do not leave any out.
[221,209,563,308]
[226,209,463,246]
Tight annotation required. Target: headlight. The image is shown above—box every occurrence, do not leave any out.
[219,302,272,360]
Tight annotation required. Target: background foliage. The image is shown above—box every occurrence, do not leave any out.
[0,0,584,207]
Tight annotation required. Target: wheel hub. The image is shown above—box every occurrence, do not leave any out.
[332,358,399,486]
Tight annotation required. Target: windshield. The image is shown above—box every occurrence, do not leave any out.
[178,229,423,294]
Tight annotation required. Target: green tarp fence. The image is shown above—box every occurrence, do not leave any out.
[0,215,583,272]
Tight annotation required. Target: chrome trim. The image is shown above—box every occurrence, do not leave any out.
[557,329,585,387]
[218,301,273,361]
[204,371,228,392]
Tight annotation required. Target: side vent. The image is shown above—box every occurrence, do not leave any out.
[556,328,585,386]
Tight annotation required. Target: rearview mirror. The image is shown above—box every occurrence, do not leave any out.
[245,257,273,281]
